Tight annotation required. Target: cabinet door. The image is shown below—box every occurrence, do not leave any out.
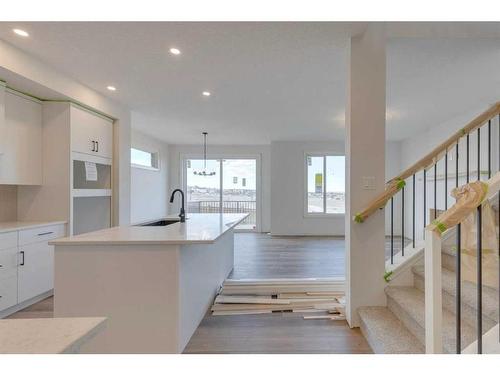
[0,91,42,185]
[71,105,113,159]
[17,242,54,303]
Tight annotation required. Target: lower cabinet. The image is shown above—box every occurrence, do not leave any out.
[18,241,54,303]
[0,223,65,315]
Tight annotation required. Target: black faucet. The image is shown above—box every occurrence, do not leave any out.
[169,189,186,223]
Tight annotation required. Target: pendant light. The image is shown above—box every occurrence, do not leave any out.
[193,132,216,176]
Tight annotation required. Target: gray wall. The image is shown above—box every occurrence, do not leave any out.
[270,141,346,236]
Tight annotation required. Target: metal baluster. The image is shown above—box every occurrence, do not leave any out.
[488,120,491,179]
[434,163,437,219]
[413,174,416,248]
[477,128,481,181]
[391,197,394,265]
[467,133,470,183]
[402,186,405,256]
[477,204,483,354]
[456,141,462,353]
[445,151,448,210]
[424,169,427,234]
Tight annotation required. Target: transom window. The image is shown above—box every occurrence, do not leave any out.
[305,154,345,214]
[131,147,159,170]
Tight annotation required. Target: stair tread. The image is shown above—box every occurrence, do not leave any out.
[385,285,477,353]
[358,306,424,354]
[412,265,499,322]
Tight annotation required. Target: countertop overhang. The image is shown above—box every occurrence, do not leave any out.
[50,213,249,246]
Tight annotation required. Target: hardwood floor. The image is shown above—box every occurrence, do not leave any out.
[231,232,409,279]
[230,233,345,279]
[184,312,372,354]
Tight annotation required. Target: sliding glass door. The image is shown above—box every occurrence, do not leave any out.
[184,157,258,231]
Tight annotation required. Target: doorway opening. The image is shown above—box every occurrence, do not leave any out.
[183,157,259,231]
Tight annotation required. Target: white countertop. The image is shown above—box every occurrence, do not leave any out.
[0,220,67,234]
[0,317,106,354]
[50,213,248,246]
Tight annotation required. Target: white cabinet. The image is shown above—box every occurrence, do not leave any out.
[0,223,65,315]
[0,90,42,185]
[0,82,5,156]
[18,241,54,303]
[71,105,113,159]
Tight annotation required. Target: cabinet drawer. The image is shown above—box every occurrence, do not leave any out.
[0,274,18,311]
[0,231,17,251]
[0,247,19,278]
[18,224,65,246]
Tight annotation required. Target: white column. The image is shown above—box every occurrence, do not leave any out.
[345,24,387,327]
[424,228,443,353]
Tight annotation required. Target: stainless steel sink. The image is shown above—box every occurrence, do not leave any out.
[137,219,180,227]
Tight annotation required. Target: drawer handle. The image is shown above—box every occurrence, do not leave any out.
[20,251,25,266]
[96,141,99,152]
[37,231,54,236]
[92,140,96,152]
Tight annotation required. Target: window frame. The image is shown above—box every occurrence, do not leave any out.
[304,152,345,218]
[130,147,160,171]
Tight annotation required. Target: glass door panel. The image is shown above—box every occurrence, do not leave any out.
[186,159,221,214]
[222,159,257,230]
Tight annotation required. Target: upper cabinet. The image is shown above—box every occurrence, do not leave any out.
[0,90,42,185]
[71,105,113,160]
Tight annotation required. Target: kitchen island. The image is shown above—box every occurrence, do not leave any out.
[50,213,248,353]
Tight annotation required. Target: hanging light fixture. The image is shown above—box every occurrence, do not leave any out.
[193,132,216,176]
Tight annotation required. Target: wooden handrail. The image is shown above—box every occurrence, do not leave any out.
[354,102,500,223]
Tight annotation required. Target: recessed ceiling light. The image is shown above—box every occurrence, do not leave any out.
[107,86,117,91]
[169,48,181,55]
[202,91,211,97]
[13,28,29,37]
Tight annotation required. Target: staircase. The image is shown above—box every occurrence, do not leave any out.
[353,101,500,354]
[359,198,500,353]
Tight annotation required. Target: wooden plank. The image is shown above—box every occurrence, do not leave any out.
[223,277,344,286]
[212,310,273,316]
[215,295,290,305]
[303,315,346,320]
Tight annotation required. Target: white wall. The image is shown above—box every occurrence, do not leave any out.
[130,128,169,224]
[168,144,272,232]
[270,141,346,236]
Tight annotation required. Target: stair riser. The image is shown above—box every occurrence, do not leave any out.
[386,294,426,349]
[359,318,384,354]
[414,273,497,334]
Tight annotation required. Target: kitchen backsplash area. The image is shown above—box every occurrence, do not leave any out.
[0,185,17,221]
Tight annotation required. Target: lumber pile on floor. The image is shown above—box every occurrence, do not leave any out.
[211,278,346,320]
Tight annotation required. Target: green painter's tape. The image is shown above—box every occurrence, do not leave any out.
[384,271,393,283]
[432,220,447,234]
[396,179,406,190]
[460,128,466,136]
[354,213,364,223]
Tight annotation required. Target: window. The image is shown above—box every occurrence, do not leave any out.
[306,154,345,214]
[131,148,159,170]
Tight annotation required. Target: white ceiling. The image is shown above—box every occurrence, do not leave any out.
[0,22,499,144]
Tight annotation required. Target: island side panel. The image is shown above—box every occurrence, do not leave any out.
[54,244,181,353]
[178,229,234,352]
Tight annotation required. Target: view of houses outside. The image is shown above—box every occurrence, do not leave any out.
[186,159,257,229]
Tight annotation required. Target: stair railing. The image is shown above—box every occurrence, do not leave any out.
[353,102,500,268]
[425,172,500,353]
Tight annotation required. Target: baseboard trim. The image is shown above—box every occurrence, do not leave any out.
[0,290,53,319]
